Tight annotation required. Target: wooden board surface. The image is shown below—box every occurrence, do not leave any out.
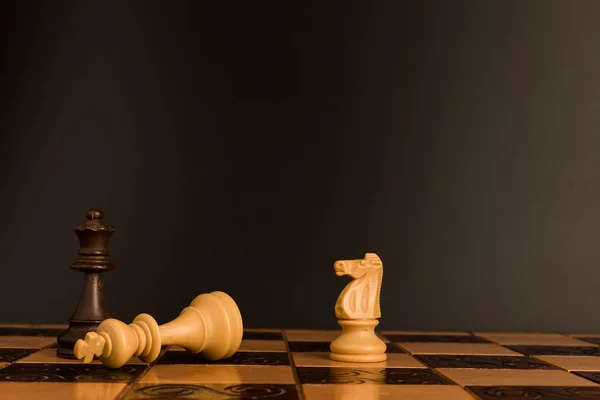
[2,324,600,399]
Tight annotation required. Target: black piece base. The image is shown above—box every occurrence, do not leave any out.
[56,321,103,359]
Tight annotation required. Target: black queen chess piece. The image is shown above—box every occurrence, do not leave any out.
[56,209,116,359]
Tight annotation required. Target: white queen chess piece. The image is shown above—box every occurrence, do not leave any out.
[330,253,387,362]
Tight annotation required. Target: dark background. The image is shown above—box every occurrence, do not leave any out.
[2,1,600,333]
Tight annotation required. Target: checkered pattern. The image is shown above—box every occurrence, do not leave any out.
[3,325,600,398]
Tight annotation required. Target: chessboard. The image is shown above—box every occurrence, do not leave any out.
[4,325,600,399]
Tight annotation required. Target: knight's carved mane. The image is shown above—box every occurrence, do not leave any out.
[364,253,383,316]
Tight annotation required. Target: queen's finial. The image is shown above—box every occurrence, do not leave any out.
[87,209,103,220]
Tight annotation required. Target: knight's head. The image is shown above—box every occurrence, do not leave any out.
[334,253,382,279]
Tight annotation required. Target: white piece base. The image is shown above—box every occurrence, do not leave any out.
[329,319,387,363]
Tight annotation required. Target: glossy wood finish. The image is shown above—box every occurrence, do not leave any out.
[4,326,600,399]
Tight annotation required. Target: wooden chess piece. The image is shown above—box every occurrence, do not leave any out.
[73,291,243,369]
[56,209,116,359]
[330,253,387,363]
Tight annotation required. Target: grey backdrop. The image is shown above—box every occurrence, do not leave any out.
[2,1,600,333]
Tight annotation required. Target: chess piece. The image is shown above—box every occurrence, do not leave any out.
[73,291,243,369]
[56,209,116,359]
[330,253,387,362]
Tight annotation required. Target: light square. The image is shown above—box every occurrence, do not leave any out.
[0,323,67,330]
[284,330,341,342]
[140,365,295,384]
[397,342,521,356]
[381,331,471,336]
[437,368,598,387]
[169,339,287,353]
[535,355,600,371]
[475,332,597,346]
[0,382,126,400]
[16,348,146,365]
[0,337,55,349]
[571,333,600,338]
[292,352,426,368]
[303,384,476,400]
[239,339,287,352]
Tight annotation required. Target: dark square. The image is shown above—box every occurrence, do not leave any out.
[296,367,450,385]
[287,341,404,353]
[416,355,558,370]
[507,345,600,356]
[0,363,146,383]
[467,386,600,399]
[0,327,65,337]
[288,341,330,352]
[574,371,600,385]
[122,383,300,399]
[243,331,284,340]
[384,334,489,343]
[0,348,36,363]
[157,351,290,366]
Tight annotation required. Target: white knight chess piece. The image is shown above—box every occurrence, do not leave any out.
[330,253,387,362]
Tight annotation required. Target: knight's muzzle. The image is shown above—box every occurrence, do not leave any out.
[334,261,346,276]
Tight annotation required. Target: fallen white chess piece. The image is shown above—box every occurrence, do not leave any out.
[74,291,243,368]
